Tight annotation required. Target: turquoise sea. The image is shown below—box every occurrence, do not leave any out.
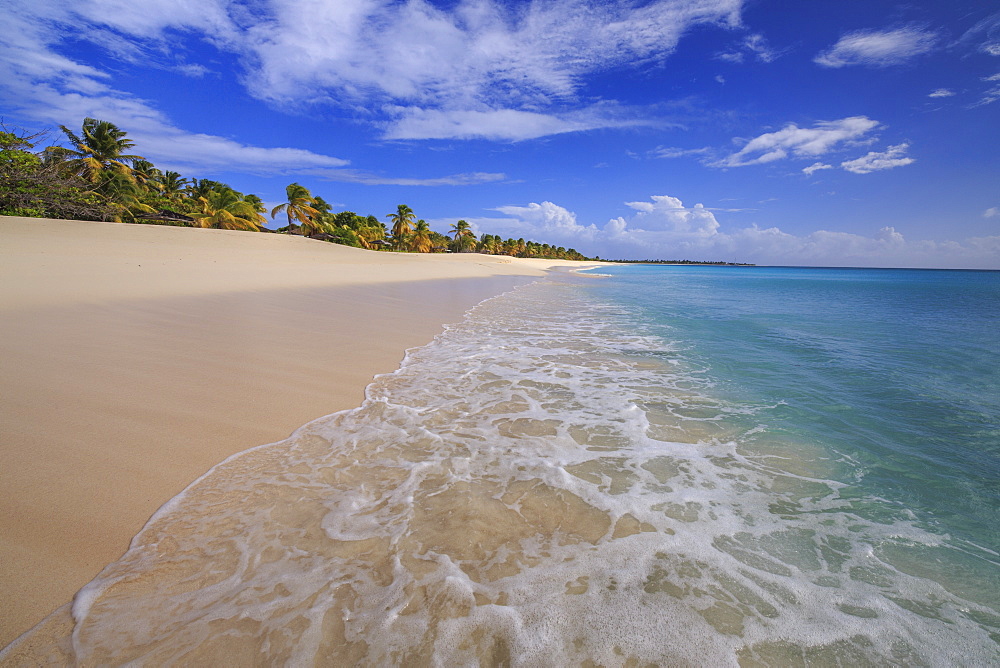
[57,265,1000,665]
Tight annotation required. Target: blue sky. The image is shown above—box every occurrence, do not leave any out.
[1,0,998,267]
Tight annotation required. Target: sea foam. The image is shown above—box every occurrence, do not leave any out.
[64,277,999,665]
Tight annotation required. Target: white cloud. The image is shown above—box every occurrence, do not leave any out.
[972,73,1000,107]
[716,33,779,63]
[2,0,747,143]
[621,195,720,236]
[719,116,880,167]
[246,0,742,106]
[929,88,955,98]
[815,26,938,68]
[650,146,712,159]
[316,171,506,186]
[492,201,600,240]
[803,162,834,176]
[985,207,999,218]
[382,104,659,142]
[136,130,350,174]
[840,143,914,174]
[483,195,1000,268]
[958,11,1000,57]
[743,33,779,63]
[0,1,352,176]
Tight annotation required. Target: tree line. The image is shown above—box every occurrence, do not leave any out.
[0,118,593,261]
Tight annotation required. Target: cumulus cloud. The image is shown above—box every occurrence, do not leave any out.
[840,143,914,174]
[815,26,938,68]
[719,116,879,167]
[493,201,600,240]
[929,88,955,98]
[985,207,999,218]
[620,195,721,236]
[483,195,999,268]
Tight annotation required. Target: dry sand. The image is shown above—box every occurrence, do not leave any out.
[0,217,595,649]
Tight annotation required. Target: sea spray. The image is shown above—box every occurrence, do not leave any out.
[62,272,1000,665]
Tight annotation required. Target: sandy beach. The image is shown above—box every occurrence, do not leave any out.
[0,216,592,650]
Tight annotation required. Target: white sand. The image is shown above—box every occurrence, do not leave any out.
[0,216,596,648]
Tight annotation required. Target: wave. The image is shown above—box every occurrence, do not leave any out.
[62,280,999,665]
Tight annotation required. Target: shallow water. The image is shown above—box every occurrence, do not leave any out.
[63,267,999,665]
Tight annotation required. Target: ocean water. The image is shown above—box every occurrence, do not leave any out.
[62,266,999,665]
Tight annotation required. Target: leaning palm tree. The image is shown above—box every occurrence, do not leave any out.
[55,118,144,185]
[272,182,321,235]
[386,204,416,250]
[193,188,266,231]
[356,216,387,250]
[409,219,433,253]
[450,219,476,252]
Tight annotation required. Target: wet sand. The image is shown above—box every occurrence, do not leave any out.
[0,216,591,648]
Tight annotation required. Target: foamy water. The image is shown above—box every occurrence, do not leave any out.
[57,273,1000,665]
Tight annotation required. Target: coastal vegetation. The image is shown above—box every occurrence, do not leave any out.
[1,119,593,261]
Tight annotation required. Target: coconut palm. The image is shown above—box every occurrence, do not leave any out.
[479,234,501,255]
[312,196,333,216]
[130,159,161,191]
[55,118,144,185]
[449,219,476,252]
[192,188,266,231]
[271,182,321,235]
[187,178,227,200]
[95,171,154,222]
[386,204,416,249]
[409,219,433,253]
[356,216,387,249]
[243,193,267,218]
[157,171,190,203]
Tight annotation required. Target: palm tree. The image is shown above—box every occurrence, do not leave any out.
[386,204,416,249]
[187,178,226,200]
[55,118,144,185]
[312,196,333,216]
[479,234,501,255]
[449,219,476,252]
[243,193,267,219]
[130,159,161,191]
[271,182,321,235]
[157,171,190,203]
[97,171,154,222]
[409,219,433,253]
[193,188,266,231]
[356,216,387,250]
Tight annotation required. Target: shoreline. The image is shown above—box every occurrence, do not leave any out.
[0,217,599,648]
